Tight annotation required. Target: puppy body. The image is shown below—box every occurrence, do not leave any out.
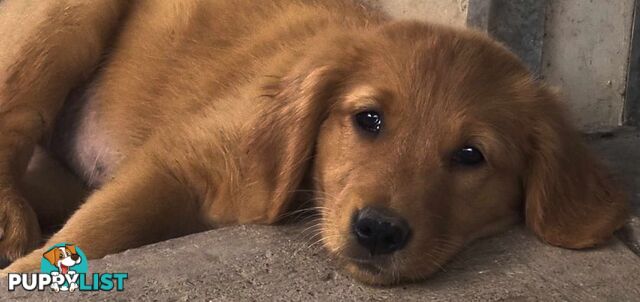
[0,0,627,284]
[0,0,384,267]
[50,0,381,190]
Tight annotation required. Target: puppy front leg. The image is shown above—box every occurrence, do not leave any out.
[2,155,208,273]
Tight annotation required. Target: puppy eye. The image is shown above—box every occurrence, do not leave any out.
[354,111,382,134]
[451,146,485,166]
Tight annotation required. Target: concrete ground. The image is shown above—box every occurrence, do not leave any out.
[1,128,639,301]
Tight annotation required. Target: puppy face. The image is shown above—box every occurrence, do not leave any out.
[302,23,627,284]
[251,21,626,285]
[43,244,82,272]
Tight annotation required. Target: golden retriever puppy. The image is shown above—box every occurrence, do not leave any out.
[0,0,628,284]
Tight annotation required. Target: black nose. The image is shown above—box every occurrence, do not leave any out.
[352,207,411,255]
[70,254,79,261]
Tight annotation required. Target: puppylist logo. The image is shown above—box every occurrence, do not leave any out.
[8,243,128,292]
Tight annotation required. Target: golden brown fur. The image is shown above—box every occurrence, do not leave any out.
[0,0,628,284]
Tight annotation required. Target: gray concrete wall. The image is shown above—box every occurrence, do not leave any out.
[375,0,635,132]
[369,0,468,27]
[541,0,635,131]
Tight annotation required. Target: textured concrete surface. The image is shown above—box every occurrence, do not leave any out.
[487,0,546,75]
[369,0,468,27]
[541,0,635,131]
[467,0,546,75]
[2,226,640,301]
[1,128,639,301]
[625,1,640,126]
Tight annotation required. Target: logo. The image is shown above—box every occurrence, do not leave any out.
[8,243,128,292]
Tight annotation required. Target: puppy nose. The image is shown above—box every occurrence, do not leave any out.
[71,254,80,261]
[352,207,410,255]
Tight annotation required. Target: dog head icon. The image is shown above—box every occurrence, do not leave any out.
[42,244,82,274]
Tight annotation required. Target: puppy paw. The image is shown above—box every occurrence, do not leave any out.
[1,249,43,273]
[0,195,41,261]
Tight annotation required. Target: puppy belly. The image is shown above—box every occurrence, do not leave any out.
[49,86,120,189]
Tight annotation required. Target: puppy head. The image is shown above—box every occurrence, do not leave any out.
[43,244,80,267]
[252,22,628,284]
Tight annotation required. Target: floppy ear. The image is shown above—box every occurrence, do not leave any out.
[66,245,77,255]
[524,89,629,248]
[242,62,348,223]
[42,248,59,265]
